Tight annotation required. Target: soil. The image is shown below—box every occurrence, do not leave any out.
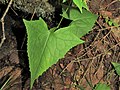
[0,0,120,90]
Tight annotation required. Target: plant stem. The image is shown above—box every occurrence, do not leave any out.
[56,0,73,29]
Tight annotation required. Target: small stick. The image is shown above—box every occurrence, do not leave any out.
[0,0,13,48]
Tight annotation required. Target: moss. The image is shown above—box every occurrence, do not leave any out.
[0,0,55,19]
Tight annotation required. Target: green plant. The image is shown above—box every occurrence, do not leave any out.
[62,0,67,3]
[93,62,120,90]
[112,62,120,76]
[105,17,119,26]
[94,83,110,90]
[23,0,98,89]
[62,0,88,12]
[73,0,88,12]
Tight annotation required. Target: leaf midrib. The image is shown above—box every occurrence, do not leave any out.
[34,31,50,79]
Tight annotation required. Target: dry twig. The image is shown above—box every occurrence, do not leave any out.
[0,0,13,48]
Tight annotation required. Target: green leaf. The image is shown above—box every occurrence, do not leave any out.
[23,9,97,88]
[105,18,119,27]
[108,20,113,26]
[62,8,97,21]
[94,83,110,90]
[23,18,84,88]
[69,19,97,38]
[65,11,97,38]
[63,0,67,3]
[73,0,88,13]
[112,62,120,75]
[61,8,98,38]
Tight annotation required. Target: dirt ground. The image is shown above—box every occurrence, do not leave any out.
[0,0,120,90]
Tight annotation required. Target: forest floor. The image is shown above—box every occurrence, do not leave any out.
[0,0,120,90]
